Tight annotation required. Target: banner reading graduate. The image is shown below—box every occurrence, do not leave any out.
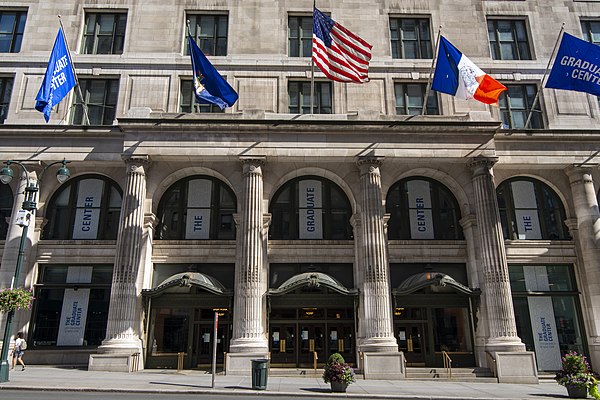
[35,28,76,123]
[546,32,600,97]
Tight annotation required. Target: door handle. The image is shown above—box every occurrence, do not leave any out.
[280,339,286,353]
[309,339,315,352]
[338,339,344,352]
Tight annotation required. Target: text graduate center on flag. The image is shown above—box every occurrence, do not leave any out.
[35,28,76,122]
[312,7,372,84]
[432,36,506,105]
[188,35,238,110]
[546,32,600,97]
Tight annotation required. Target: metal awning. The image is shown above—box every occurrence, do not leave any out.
[142,272,232,298]
[268,272,357,296]
[392,272,480,297]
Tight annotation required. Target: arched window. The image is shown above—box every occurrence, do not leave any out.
[497,178,569,240]
[386,178,463,240]
[155,176,236,240]
[0,184,13,240]
[44,175,122,240]
[269,176,353,240]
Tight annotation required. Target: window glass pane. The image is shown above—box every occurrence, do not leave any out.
[553,296,585,354]
[547,266,573,291]
[509,265,526,292]
[390,17,431,59]
[432,308,472,352]
[81,13,126,55]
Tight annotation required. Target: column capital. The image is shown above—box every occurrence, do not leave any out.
[564,218,578,235]
[565,165,594,185]
[468,156,498,177]
[122,155,150,175]
[240,156,266,175]
[357,156,384,175]
[459,214,478,230]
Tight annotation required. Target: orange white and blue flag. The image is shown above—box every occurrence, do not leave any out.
[432,36,506,105]
[312,7,372,83]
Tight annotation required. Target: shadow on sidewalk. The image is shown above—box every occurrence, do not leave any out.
[301,388,332,393]
[149,381,211,389]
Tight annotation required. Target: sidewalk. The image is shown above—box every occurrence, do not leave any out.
[0,366,570,399]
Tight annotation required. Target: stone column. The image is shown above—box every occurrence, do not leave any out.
[89,156,149,372]
[469,157,536,383]
[355,157,403,379]
[0,170,28,288]
[227,157,269,375]
[566,167,600,368]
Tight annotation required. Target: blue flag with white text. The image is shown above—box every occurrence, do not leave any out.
[188,36,238,110]
[35,28,76,123]
[546,32,600,97]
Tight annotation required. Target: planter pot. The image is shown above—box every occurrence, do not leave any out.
[566,385,588,399]
[330,381,349,393]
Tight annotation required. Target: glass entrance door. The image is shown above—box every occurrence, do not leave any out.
[270,324,296,365]
[299,324,324,367]
[191,322,230,368]
[397,323,426,365]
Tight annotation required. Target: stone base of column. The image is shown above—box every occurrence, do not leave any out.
[362,352,405,380]
[225,352,269,376]
[358,336,399,353]
[228,337,269,354]
[88,338,144,372]
[588,337,600,372]
[485,339,537,383]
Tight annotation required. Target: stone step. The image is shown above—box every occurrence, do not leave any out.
[405,367,497,382]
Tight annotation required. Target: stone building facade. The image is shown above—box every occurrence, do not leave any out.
[0,0,599,382]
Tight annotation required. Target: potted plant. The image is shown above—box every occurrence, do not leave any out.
[322,353,356,393]
[0,288,34,313]
[555,352,600,399]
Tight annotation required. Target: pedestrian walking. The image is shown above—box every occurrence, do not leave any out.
[11,332,26,371]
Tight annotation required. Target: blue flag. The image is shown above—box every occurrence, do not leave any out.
[188,36,238,110]
[35,28,76,123]
[546,32,600,96]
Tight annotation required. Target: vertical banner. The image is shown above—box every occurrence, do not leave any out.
[72,179,104,239]
[57,288,91,346]
[528,296,562,371]
[511,181,542,239]
[299,180,322,239]
[407,180,434,239]
[57,267,93,346]
[186,179,212,239]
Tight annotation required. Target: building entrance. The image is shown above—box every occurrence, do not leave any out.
[396,323,427,365]
[269,317,355,367]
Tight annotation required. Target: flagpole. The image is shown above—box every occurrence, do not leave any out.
[523,22,565,130]
[310,0,316,114]
[421,25,442,116]
[58,15,90,126]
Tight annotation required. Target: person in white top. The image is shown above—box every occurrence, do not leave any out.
[11,332,26,371]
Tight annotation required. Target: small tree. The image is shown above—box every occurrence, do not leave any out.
[0,288,34,313]
[322,353,356,384]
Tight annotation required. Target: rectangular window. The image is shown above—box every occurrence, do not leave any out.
[288,81,332,114]
[487,19,532,60]
[0,10,26,53]
[186,14,228,56]
[179,80,224,113]
[499,84,542,129]
[81,12,126,55]
[581,20,600,45]
[288,15,313,57]
[394,83,438,115]
[390,18,432,59]
[72,79,119,125]
[0,76,13,123]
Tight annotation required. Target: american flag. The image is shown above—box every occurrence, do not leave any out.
[312,7,372,83]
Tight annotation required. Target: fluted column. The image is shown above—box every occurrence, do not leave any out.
[469,157,524,351]
[356,157,397,352]
[566,166,600,366]
[99,156,149,351]
[229,157,268,353]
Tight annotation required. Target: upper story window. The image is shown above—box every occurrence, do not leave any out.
[581,20,600,45]
[390,18,432,59]
[180,79,224,113]
[0,183,13,240]
[386,178,463,240]
[44,175,123,240]
[81,12,126,55]
[497,178,570,240]
[487,19,532,60]
[269,176,353,240]
[0,76,13,123]
[0,10,26,53]
[394,82,439,115]
[288,15,313,57]
[72,79,119,125]
[499,84,542,129]
[155,176,236,240]
[186,14,228,56]
[289,81,332,114]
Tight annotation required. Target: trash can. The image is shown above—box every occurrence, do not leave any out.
[251,358,269,390]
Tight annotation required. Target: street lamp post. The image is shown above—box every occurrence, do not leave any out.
[0,159,70,383]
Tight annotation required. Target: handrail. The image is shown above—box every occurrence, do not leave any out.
[177,352,184,371]
[442,350,452,379]
[403,355,408,378]
[130,352,140,372]
[313,351,318,373]
[486,351,497,378]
